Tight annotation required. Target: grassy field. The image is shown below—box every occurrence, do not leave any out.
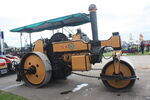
[124,51,150,56]
[0,90,28,100]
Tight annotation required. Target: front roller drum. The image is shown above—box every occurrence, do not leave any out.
[101,61,136,91]
[20,52,52,88]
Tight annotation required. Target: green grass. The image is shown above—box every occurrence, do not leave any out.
[0,90,28,100]
[123,51,150,56]
[103,51,113,56]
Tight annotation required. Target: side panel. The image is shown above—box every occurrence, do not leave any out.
[53,35,121,52]
[53,40,89,52]
[85,55,91,70]
[101,36,121,49]
[72,34,81,41]
[72,55,91,71]
[86,35,121,51]
[33,40,46,54]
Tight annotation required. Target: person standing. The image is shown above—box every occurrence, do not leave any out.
[140,41,144,54]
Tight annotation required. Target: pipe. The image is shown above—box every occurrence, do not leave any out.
[89,4,99,41]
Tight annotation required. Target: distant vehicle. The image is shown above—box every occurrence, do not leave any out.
[122,43,138,53]
[0,31,20,76]
[0,55,20,76]
[143,40,150,46]
[0,59,8,75]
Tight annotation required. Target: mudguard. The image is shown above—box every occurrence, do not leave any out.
[104,56,136,71]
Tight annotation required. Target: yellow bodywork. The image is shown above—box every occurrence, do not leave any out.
[53,35,121,53]
[33,35,121,71]
[72,34,81,41]
[52,40,89,52]
[24,54,46,84]
[72,55,91,71]
[104,61,132,88]
[33,39,46,54]
[101,36,121,49]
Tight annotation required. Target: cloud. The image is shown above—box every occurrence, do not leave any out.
[0,0,150,47]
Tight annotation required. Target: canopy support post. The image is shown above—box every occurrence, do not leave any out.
[29,33,32,51]
[52,30,54,34]
[29,33,31,46]
[62,28,64,33]
[20,32,22,52]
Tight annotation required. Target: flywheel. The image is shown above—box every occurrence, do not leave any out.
[20,52,52,87]
[101,60,136,91]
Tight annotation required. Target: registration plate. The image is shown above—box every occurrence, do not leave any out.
[0,69,8,74]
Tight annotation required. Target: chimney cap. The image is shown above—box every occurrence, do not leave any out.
[89,4,97,11]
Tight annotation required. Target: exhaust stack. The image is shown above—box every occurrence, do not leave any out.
[89,4,99,41]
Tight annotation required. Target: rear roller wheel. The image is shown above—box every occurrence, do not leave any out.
[101,61,136,91]
[21,52,52,88]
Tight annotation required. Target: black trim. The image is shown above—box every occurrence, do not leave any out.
[90,40,100,48]
[113,47,122,50]
[112,32,119,36]
[84,55,87,71]
[100,74,137,80]
[89,40,103,64]
[99,41,101,47]
[52,39,88,44]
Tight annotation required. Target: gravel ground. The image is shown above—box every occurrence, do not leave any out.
[0,55,150,100]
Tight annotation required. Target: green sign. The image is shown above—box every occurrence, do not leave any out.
[68,44,74,49]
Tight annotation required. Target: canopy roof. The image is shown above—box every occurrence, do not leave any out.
[10,13,90,33]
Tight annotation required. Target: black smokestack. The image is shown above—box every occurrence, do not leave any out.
[89,4,98,41]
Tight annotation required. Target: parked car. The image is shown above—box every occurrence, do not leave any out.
[0,55,20,75]
[0,58,8,75]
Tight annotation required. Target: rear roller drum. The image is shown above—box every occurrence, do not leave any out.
[21,52,52,88]
[101,61,136,91]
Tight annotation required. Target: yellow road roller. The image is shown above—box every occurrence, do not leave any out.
[10,4,137,91]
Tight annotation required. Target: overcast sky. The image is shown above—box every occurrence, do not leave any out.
[0,0,150,47]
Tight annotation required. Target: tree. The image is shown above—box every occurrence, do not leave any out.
[4,42,8,48]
